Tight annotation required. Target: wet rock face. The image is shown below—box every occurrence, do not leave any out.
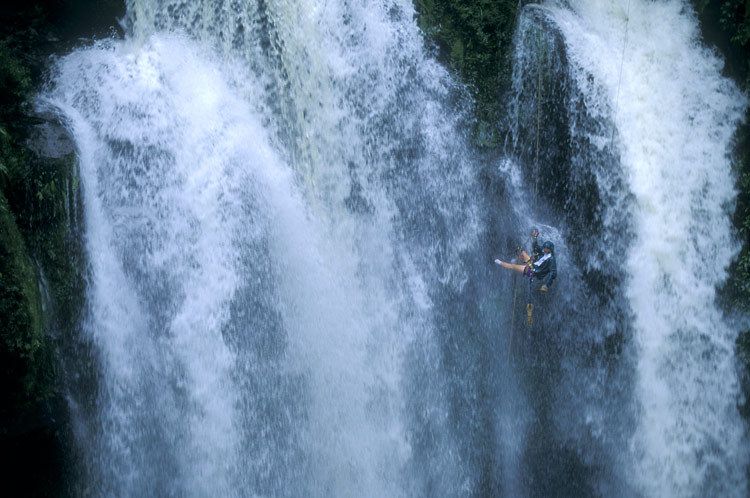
[0,138,86,498]
[0,3,123,495]
[509,7,631,276]
[28,114,76,160]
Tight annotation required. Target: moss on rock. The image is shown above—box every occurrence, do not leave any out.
[0,192,48,415]
[0,5,95,492]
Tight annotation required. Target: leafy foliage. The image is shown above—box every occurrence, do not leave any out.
[0,193,48,413]
[724,118,750,312]
[414,0,520,143]
[694,1,750,438]
[696,0,750,313]
[720,0,750,52]
[0,38,48,418]
[0,2,86,431]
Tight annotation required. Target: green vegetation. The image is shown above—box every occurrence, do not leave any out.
[711,0,750,311]
[725,118,750,312]
[691,0,750,449]
[0,193,48,412]
[0,5,91,493]
[414,0,520,144]
[0,0,112,418]
[718,0,750,431]
[0,38,51,420]
[718,0,750,87]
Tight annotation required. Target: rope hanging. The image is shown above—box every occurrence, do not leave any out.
[509,273,519,362]
[534,30,544,200]
[610,0,633,146]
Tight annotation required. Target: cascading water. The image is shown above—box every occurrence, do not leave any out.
[44,0,494,496]
[42,0,749,496]
[510,1,748,497]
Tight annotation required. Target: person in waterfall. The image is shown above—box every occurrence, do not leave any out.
[506,227,543,265]
[495,237,557,292]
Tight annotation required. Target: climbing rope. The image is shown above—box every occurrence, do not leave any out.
[509,273,519,362]
[525,271,534,328]
[534,30,544,200]
[610,0,632,146]
[527,302,534,327]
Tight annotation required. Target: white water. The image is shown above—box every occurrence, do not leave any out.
[543,0,748,495]
[46,1,481,496]
[43,0,750,495]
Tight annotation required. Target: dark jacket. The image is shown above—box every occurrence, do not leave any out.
[531,239,543,262]
[532,252,556,287]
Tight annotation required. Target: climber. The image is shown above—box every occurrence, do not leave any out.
[495,240,557,292]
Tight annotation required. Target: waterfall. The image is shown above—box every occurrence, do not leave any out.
[45,1,486,496]
[42,0,749,496]
[510,1,748,496]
